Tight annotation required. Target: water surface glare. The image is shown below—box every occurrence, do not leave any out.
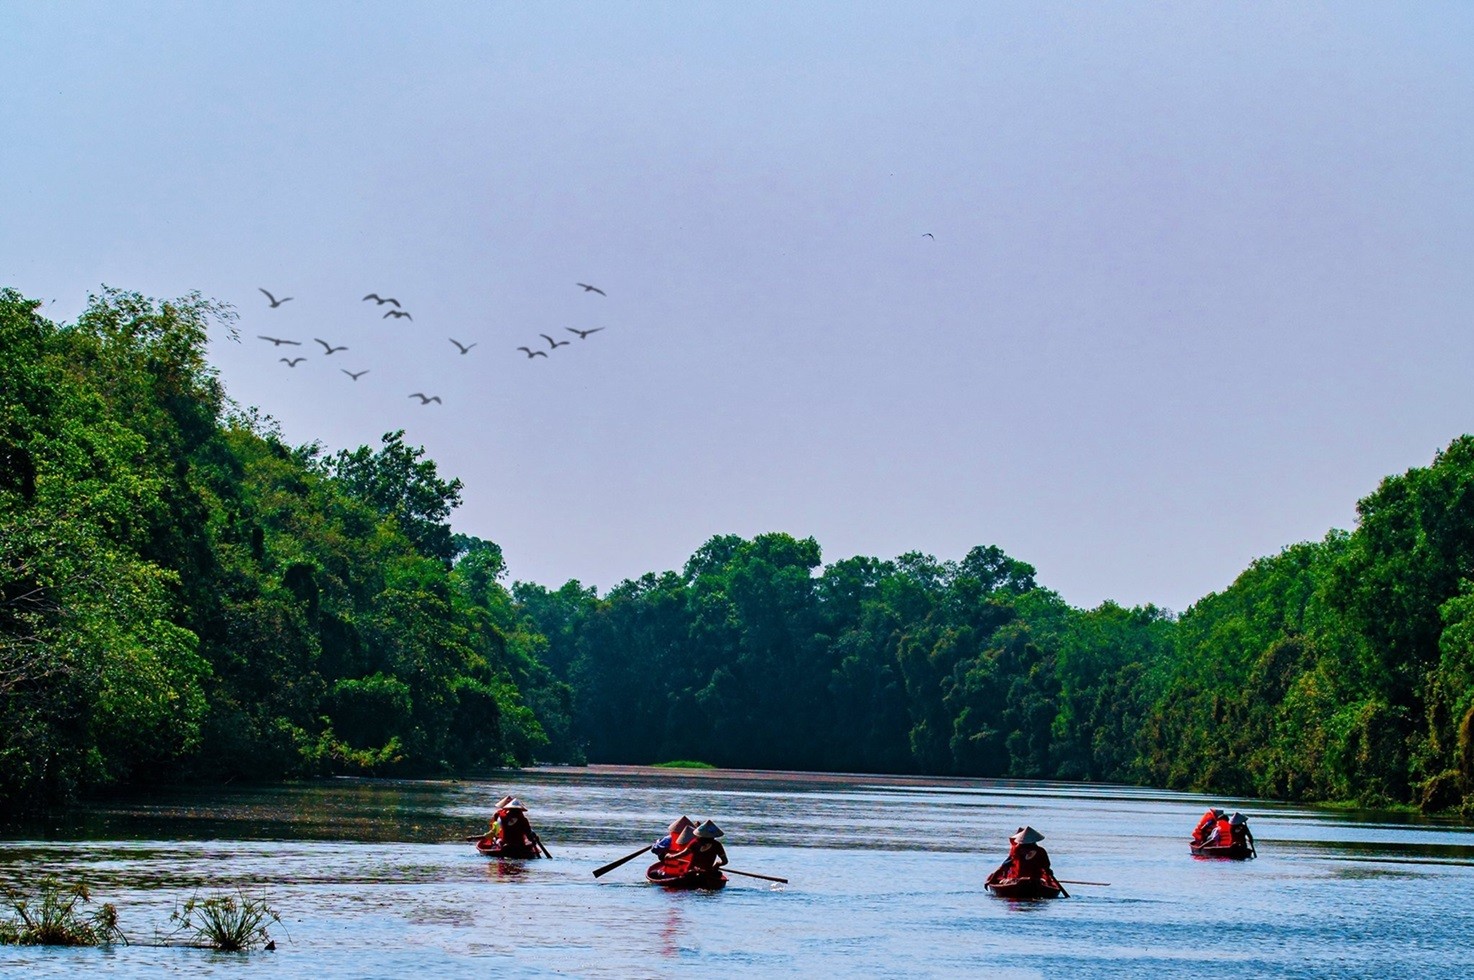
[2,766,1472,978]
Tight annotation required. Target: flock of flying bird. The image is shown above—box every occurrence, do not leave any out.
[252,283,607,405]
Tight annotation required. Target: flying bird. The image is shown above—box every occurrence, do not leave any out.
[257,335,302,346]
[259,288,292,307]
[540,333,570,349]
[409,392,442,404]
[362,293,401,307]
[576,283,606,296]
[922,233,934,239]
[449,338,477,354]
[384,310,413,320]
[315,338,348,354]
[566,327,604,339]
[517,347,548,359]
[280,357,306,367]
[342,369,369,380]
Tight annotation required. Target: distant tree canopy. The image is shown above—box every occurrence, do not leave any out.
[3,284,1472,815]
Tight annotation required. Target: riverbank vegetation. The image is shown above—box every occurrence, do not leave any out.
[3,287,1472,815]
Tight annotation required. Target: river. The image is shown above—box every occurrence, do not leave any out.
[1,766,1471,978]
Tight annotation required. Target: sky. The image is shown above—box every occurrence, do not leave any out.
[3,1,1471,611]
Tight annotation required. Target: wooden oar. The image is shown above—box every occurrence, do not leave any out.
[592,845,653,878]
[1047,875,1070,898]
[1055,879,1110,886]
[723,867,788,884]
[532,832,553,859]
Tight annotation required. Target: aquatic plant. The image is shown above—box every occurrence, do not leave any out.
[0,877,125,946]
[653,760,717,769]
[167,890,282,952]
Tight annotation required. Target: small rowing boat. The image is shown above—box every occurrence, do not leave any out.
[1190,841,1254,860]
[985,876,1064,900]
[476,838,542,859]
[645,861,727,890]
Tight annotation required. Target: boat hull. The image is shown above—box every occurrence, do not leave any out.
[646,861,727,890]
[1190,841,1254,859]
[476,839,542,859]
[985,877,1062,900]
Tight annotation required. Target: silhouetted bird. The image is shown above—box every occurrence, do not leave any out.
[517,347,549,359]
[315,338,348,354]
[384,310,413,320]
[280,357,306,367]
[449,338,477,354]
[259,288,292,307]
[922,233,934,239]
[566,327,604,339]
[362,293,401,307]
[540,333,570,349]
[576,283,606,296]
[409,392,442,404]
[258,335,302,346]
[342,369,369,380]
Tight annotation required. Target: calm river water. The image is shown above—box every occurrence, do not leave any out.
[2,766,1472,978]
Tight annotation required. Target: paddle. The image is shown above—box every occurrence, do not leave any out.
[532,832,553,859]
[1047,875,1069,898]
[592,845,653,878]
[1054,879,1111,886]
[722,867,788,885]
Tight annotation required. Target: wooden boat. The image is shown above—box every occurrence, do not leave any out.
[1190,840,1254,859]
[645,860,727,890]
[475,838,542,859]
[984,876,1063,899]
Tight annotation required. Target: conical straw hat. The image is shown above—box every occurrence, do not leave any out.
[694,820,724,839]
[495,796,514,808]
[1010,826,1044,844]
[503,797,527,811]
[668,815,693,836]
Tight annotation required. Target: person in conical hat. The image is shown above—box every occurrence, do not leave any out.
[652,815,694,860]
[492,798,541,855]
[987,826,1054,886]
[481,796,517,840]
[666,819,728,872]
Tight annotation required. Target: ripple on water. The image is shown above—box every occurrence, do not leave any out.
[2,768,1473,977]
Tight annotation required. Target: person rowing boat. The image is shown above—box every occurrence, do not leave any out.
[985,826,1067,899]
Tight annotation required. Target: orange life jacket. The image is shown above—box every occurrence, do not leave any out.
[1192,809,1219,843]
[1211,817,1234,846]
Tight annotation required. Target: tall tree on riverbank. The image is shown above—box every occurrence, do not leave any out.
[0,288,571,810]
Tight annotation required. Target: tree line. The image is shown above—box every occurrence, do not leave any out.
[3,286,1472,815]
[0,287,574,808]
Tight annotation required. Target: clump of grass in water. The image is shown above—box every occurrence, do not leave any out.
[653,760,716,769]
[168,890,282,952]
[0,877,125,946]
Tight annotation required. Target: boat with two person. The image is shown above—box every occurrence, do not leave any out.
[592,815,788,890]
[468,796,551,859]
[1189,807,1256,859]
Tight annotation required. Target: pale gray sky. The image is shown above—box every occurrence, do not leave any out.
[4,1,1471,610]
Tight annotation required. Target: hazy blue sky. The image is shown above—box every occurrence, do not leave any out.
[4,1,1471,610]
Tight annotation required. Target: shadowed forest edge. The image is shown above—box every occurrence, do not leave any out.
[3,288,1473,817]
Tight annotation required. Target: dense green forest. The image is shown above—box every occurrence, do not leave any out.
[3,287,1473,815]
